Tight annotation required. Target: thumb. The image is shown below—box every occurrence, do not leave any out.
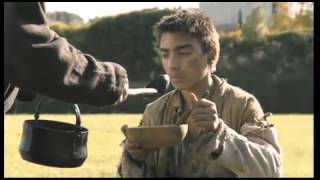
[121,124,128,137]
[190,92,199,107]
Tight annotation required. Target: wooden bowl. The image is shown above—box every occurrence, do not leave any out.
[126,124,188,148]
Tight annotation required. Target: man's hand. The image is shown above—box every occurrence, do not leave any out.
[109,63,129,106]
[186,93,222,138]
[113,78,129,105]
[121,124,156,161]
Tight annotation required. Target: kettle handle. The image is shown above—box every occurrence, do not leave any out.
[34,102,82,128]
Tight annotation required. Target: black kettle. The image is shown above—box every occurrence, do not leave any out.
[19,103,88,168]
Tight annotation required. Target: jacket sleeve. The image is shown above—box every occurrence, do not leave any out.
[4,2,128,106]
[16,89,36,102]
[214,97,282,177]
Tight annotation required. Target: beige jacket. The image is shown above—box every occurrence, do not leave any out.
[118,75,282,177]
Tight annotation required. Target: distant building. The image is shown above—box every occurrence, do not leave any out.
[199,2,303,31]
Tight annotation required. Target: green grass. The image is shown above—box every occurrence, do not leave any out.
[4,114,313,177]
[268,114,314,177]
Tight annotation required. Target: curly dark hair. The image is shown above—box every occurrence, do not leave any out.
[153,8,220,71]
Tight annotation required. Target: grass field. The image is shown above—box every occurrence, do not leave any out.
[4,114,313,177]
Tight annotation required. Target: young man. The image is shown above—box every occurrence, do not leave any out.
[118,9,282,177]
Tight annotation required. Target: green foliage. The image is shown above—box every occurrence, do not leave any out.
[49,21,70,32]
[47,11,84,25]
[241,6,269,41]
[271,2,294,33]
[218,32,313,113]
[293,8,314,31]
[50,22,88,50]
[268,2,314,34]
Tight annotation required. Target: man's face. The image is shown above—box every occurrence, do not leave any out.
[159,32,210,91]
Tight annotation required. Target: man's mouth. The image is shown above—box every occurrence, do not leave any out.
[170,76,183,82]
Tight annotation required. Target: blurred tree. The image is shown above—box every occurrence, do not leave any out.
[218,32,313,113]
[49,21,70,32]
[241,6,269,41]
[292,2,314,31]
[271,2,294,33]
[47,11,84,25]
[238,9,243,29]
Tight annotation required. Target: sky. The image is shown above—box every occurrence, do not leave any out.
[45,2,199,22]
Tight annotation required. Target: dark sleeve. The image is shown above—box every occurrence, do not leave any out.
[16,90,36,102]
[4,2,128,106]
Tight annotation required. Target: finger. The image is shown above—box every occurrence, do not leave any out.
[190,92,199,105]
[198,118,222,132]
[212,119,225,135]
[202,90,210,99]
[194,120,215,129]
[124,138,142,150]
[126,140,141,148]
[123,91,128,101]
[122,81,129,100]
[192,107,217,116]
[115,82,129,105]
[192,114,218,123]
[195,121,215,131]
[117,95,124,104]
[195,120,212,128]
[128,149,144,160]
[121,124,128,137]
[197,98,217,108]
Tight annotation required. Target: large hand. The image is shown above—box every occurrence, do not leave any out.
[186,93,222,138]
[121,124,156,161]
[113,77,129,105]
[109,63,129,106]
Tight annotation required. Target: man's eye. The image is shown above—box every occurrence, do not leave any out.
[161,53,169,59]
[179,52,191,55]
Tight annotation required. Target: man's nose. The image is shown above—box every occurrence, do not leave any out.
[167,55,180,70]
